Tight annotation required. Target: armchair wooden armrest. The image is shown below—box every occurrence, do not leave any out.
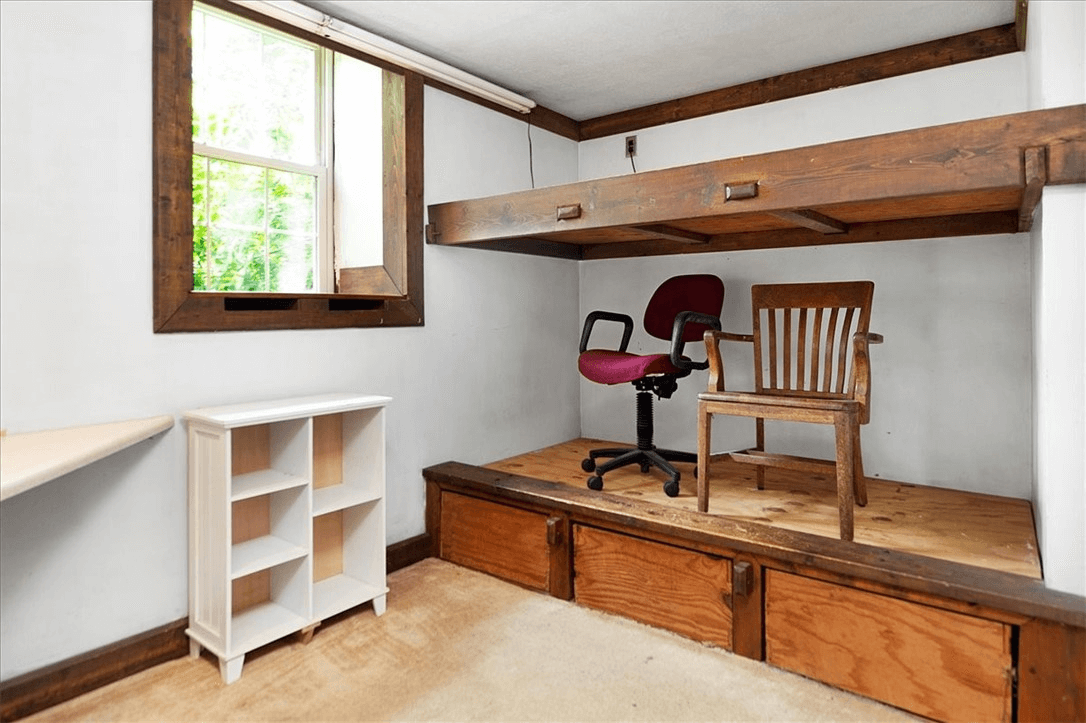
[703,330,755,392]
[853,331,883,422]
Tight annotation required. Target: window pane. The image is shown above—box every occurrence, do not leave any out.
[208,227,267,292]
[268,169,316,292]
[208,158,265,233]
[192,6,317,165]
[193,156,316,293]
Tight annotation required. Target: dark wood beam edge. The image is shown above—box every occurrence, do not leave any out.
[422,460,1086,628]
[579,24,1020,140]
[460,238,584,260]
[582,212,1018,260]
[0,534,433,722]
[1019,146,1048,231]
[422,76,580,142]
[1016,0,1029,52]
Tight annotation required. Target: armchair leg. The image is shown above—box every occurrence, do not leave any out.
[833,413,857,542]
[851,421,868,507]
[698,403,712,513]
[755,418,766,490]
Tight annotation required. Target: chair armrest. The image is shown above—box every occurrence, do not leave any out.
[703,330,755,392]
[579,311,634,354]
[670,312,722,370]
[852,331,882,422]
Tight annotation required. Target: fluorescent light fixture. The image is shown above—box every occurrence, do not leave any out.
[229,0,537,114]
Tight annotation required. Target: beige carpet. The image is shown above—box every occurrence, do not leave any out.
[27,559,919,722]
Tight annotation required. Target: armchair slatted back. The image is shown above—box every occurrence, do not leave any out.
[751,281,875,402]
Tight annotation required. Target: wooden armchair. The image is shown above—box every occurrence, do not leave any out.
[696,281,882,541]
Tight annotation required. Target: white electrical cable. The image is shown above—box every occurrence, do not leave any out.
[229,0,537,114]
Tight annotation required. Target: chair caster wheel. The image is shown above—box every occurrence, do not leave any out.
[639,461,652,473]
[587,476,604,491]
[581,457,596,473]
[663,479,680,498]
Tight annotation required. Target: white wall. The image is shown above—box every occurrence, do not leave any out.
[1027,0,1086,596]
[0,1,580,681]
[578,53,1035,498]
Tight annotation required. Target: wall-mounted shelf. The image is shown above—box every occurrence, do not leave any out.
[0,415,175,502]
[425,105,1085,260]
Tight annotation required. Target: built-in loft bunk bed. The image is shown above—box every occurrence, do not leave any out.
[422,105,1086,723]
[426,105,1084,259]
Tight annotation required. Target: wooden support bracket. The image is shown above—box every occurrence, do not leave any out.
[771,209,850,234]
[628,224,711,244]
[1019,146,1048,232]
[424,223,440,243]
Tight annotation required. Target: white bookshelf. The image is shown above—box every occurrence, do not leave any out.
[184,393,390,684]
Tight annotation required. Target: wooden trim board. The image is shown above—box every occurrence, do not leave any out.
[579,24,1021,140]
[0,534,432,722]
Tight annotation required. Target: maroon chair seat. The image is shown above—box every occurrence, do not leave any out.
[578,351,683,385]
[578,275,724,497]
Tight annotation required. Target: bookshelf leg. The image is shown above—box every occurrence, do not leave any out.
[298,623,319,645]
[220,655,245,684]
[189,639,202,658]
[373,593,387,616]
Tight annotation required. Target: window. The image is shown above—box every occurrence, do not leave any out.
[153,0,423,332]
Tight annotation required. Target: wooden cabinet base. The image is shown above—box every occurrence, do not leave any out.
[424,461,1086,723]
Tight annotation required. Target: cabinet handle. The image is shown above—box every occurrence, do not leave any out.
[556,204,582,221]
[725,182,759,201]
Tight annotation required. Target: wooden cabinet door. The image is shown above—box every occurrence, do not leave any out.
[573,525,733,649]
[439,492,552,592]
[765,570,1012,723]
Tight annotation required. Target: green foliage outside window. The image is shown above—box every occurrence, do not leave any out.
[191,5,318,293]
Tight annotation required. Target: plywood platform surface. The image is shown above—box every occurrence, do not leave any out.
[486,438,1041,580]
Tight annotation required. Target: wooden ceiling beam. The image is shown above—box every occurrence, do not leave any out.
[578,24,1020,141]
[1016,0,1029,52]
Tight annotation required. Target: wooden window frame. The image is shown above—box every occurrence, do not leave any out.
[153,0,423,332]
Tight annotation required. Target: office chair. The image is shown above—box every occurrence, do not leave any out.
[578,274,724,497]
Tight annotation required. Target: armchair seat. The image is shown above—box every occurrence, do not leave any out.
[698,391,858,413]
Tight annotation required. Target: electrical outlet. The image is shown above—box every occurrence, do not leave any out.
[625,135,637,158]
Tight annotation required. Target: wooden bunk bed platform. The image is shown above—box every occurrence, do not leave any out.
[423,443,1085,723]
[426,105,1085,260]
[485,438,1041,579]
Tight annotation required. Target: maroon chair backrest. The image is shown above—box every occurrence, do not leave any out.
[643,275,725,342]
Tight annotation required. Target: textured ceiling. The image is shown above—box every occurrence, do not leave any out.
[304,0,1017,120]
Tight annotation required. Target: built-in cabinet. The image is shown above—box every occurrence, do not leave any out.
[185,394,389,684]
[425,464,1084,723]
